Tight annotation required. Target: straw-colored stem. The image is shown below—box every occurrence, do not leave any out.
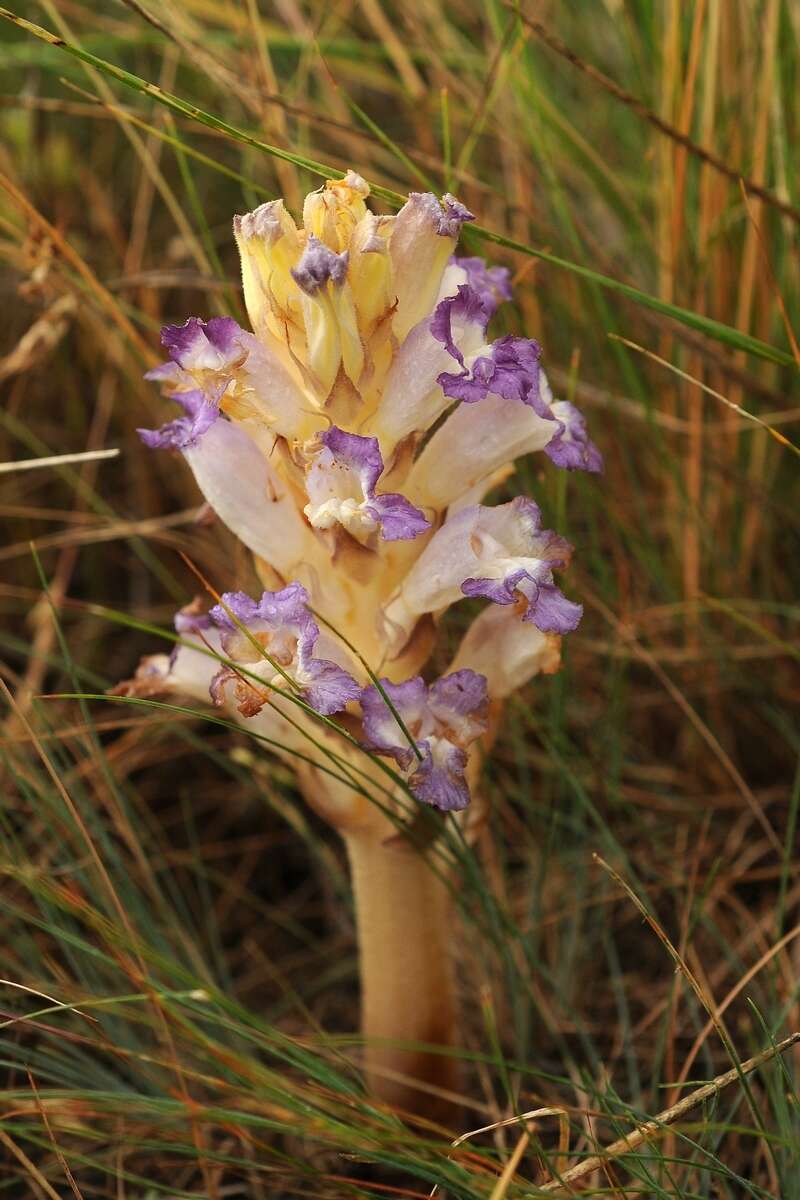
[344,828,460,1122]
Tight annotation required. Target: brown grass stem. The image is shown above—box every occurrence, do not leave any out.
[539,1031,800,1191]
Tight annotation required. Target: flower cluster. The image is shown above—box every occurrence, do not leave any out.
[124,172,600,814]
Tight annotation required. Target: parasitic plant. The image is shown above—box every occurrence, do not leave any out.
[118,172,601,1120]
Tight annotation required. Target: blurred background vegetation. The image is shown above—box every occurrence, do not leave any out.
[1,0,798,1195]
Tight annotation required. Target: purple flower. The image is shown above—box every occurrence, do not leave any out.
[137,389,219,450]
[429,272,600,476]
[459,498,582,633]
[461,569,582,634]
[360,669,488,811]
[430,285,494,363]
[437,194,476,237]
[140,317,248,448]
[304,426,430,542]
[163,316,241,365]
[291,236,349,294]
[144,313,312,442]
[451,255,513,317]
[437,333,550,414]
[206,583,360,716]
[383,497,583,642]
[145,317,246,388]
[400,192,475,240]
[545,401,604,473]
[374,280,499,449]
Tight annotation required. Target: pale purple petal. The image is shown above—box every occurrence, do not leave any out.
[137,390,219,450]
[430,285,493,364]
[209,590,261,629]
[302,657,362,715]
[404,192,475,239]
[438,194,476,237]
[524,583,583,633]
[360,676,428,770]
[256,581,312,628]
[452,255,512,314]
[408,740,470,812]
[361,670,487,811]
[429,668,488,726]
[461,570,532,607]
[148,315,311,442]
[438,335,547,413]
[545,401,604,473]
[291,236,349,293]
[312,427,429,541]
[144,360,182,385]
[145,317,251,392]
[320,426,383,496]
[366,493,430,541]
[210,584,312,642]
[160,316,244,370]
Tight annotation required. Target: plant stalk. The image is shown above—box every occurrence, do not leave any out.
[345,828,460,1121]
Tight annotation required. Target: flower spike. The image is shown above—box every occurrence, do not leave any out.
[123,171,602,1117]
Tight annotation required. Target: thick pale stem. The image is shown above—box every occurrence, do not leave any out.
[345,829,460,1121]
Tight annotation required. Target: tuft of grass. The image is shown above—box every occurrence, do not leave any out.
[1,0,798,1195]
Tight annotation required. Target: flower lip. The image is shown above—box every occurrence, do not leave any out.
[160,316,242,365]
[437,333,549,413]
[360,669,488,811]
[382,496,583,640]
[545,400,604,473]
[438,194,476,237]
[430,284,495,364]
[144,317,249,401]
[291,235,349,294]
[209,582,310,632]
[207,583,361,716]
[304,426,430,542]
[405,191,475,239]
[137,389,219,451]
[461,568,583,634]
[451,255,513,315]
[455,497,582,632]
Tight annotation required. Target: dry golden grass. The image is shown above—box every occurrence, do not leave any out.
[1,1,798,1195]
